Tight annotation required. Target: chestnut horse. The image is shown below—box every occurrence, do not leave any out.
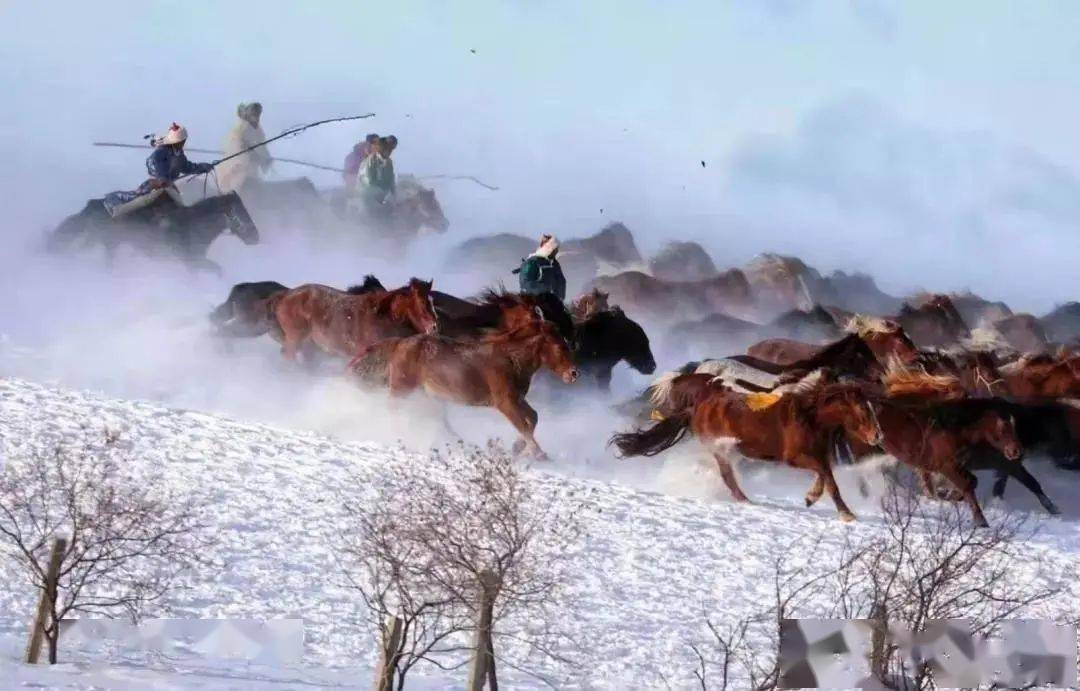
[863,399,1023,527]
[269,278,438,361]
[1001,354,1080,398]
[610,375,883,521]
[349,319,578,459]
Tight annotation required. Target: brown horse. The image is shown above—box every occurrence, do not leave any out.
[1001,354,1080,398]
[269,278,438,361]
[611,376,883,521]
[349,319,578,458]
[746,316,919,370]
[868,399,1023,527]
[570,288,611,323]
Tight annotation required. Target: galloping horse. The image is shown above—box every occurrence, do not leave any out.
[349,319,578,459]
[269,278,438,362]
[48,191,259,273]
[611,375,883,521]
[856,399,1024,527]
[573,306,656,389]
[209,275,386,339]
[344,176,449,245]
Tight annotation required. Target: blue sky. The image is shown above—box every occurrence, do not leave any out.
[3,1,1080,309]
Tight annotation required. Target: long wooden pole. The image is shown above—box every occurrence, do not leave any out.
[25,537,67,664]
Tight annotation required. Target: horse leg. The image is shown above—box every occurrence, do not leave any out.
[1003,463,1060,515]
[496,396,545,460]
[712,452,750,502]
[939,466,989,528]
[804,455,855,522]
[804,476,824,507]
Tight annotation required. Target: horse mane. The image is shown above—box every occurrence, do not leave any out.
[920,397,1015,431]
[346,275,386,294]
[882,356,963,399]
[372,278,431,317]
[845,314,899,336]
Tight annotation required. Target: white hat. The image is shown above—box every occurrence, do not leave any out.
[535,234,560,258]
[154,123,188,146]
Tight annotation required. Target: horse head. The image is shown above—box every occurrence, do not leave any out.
[400,277,439,335]
[397,185,449,236]
[607,308,656,375]
[531,320,579,384]
[817,384,884,448]
[964,407,1023,461]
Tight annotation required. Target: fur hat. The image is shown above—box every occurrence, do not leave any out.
[237,102,262,122]
[534,234,560,258]
[154,123,188,146]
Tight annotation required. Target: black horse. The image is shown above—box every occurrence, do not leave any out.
[574,307,656,390]
[48,191,259,274]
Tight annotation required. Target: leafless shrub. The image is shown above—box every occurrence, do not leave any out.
[691,483,1064,690]
[0,429,211,663]
[335,440,586,690]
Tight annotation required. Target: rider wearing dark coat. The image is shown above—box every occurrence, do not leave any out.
[104,123,215,217]
[515,234,567,301]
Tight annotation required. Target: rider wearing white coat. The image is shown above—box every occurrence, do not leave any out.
[216,102,271,193]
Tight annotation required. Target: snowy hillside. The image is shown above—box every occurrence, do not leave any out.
[2,376,1080,688]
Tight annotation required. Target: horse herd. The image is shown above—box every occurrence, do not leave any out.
[209,264,1080,528]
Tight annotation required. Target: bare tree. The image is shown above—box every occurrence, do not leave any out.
[335,440,585,690]
[690,483,1064,690]
[688,535,867,691]
[0,429,210,663]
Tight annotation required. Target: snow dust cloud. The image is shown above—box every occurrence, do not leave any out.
[4,2,1080,508]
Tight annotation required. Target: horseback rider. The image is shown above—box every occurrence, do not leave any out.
[343,133,379,187]
[514,234,567,301]
[352,135,397,219]
[217,102,271,193]
[104,123,216,218]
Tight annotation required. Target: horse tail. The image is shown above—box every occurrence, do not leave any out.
[609,411,693,458]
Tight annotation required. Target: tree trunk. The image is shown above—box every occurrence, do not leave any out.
[374,615,404,691]
[467,571,498,691]
[25,537,66,664]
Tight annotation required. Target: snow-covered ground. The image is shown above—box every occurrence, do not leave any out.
[3,376,1080,689]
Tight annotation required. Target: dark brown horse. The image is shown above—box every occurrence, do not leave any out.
[746,316,919,370]
[431,289,575,341]
[611,376,883,521]
[894,294,970,348]
[859,399,1023,527]
[270,278,438,361]
[349,320,578,459]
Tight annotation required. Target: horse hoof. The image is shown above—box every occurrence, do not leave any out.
[839,512,857,523]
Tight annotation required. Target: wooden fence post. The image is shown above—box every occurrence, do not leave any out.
[467,570,498,691]
[25,536,67,664]
[373,614,404,691]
